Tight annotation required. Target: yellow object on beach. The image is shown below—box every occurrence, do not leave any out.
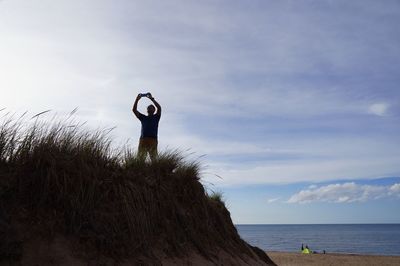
[302,248,311,254]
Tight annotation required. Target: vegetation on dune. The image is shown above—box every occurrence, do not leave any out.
[0,112,273,264]
[207,191,225,204]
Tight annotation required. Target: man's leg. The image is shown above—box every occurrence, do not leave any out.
[138,138,147,161]
[148,139,158,161]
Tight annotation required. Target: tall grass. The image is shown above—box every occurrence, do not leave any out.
[0,112,253,260]
[207,190,225,204]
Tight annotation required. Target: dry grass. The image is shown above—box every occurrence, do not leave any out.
[207,191,225,204]
[0,112,269,263]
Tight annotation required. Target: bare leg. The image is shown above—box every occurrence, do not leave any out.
[138,139,147,161]
[149,143,158,162]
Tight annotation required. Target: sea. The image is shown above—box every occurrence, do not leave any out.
[236,224,400,256]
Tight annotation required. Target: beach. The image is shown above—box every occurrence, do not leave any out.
[267,251,400,266]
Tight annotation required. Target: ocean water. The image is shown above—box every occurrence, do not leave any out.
[236,224,400,256]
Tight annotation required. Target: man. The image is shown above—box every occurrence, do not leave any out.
[132,93,161,160]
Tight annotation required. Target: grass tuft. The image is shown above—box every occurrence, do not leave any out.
[208,191,225,204]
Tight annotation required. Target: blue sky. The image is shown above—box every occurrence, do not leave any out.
[1,0,399,223]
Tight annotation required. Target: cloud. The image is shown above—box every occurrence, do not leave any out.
[206,156,400,186]
[368,103,389,116]
[389,183,400,196]
[266,197,280,204]
[1,0,400,189]
[287,182,400,204]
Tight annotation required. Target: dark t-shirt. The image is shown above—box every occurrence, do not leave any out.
[138,113,161,139]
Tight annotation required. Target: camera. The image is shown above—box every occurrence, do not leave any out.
[139,92,152,98]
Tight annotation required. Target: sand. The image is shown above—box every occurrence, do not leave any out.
[267,251,400,266]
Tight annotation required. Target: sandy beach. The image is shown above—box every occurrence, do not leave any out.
[267,251,400,266]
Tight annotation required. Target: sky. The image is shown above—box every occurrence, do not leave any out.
[1,0,399,224]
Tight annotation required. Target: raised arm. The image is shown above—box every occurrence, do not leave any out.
[149,95,162,116]
[132,94,143,119]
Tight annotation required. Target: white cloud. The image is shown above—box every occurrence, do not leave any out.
[368,103,389,116]
[266,197,280,204]
[205,156,400,186]
[1,0,397,120]
[287,182,397,204]
[389,183,400,196]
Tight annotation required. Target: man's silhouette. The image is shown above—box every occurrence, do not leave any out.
[132,93,161,160]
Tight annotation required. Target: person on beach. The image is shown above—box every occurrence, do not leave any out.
[132,93,161,161]
[301,244,311,254]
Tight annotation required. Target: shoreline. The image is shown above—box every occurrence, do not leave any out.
[267,251,400,266]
